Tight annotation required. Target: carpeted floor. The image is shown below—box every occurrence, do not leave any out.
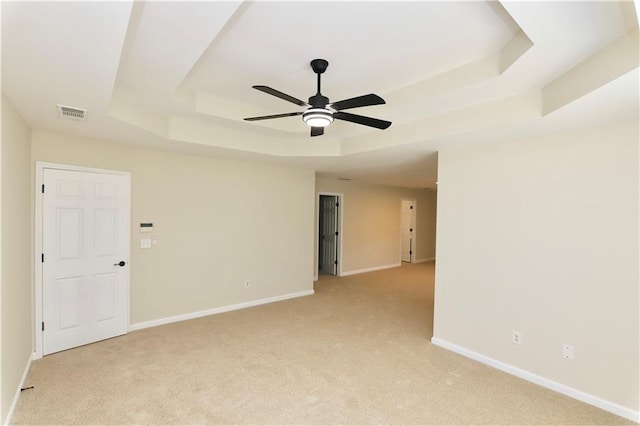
[12,262,633,425]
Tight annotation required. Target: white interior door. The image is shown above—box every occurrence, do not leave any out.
[320,195,338,275]
[42,168,130,355]
[401,200,415,262]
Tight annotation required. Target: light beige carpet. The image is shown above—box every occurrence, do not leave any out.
[12,263,633,425]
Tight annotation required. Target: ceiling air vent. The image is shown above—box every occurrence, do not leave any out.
[57,105,87,121]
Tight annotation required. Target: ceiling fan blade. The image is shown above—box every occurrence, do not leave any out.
[333,111,391,129]
[244,112,302,121]
[311,126,324,137]
[329,94,385,111]
[253,85,309,107]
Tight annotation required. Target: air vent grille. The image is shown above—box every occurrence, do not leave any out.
[57,105,87,121]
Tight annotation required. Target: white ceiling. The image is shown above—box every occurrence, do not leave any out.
[2,1,638,189]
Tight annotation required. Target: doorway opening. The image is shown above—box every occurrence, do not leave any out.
[317,193,342,277]
[401,199,416,263]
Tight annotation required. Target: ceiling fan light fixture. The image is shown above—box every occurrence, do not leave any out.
[302,108,333,127]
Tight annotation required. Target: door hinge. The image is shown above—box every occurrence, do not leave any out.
[336,202,339,207]
[410,228,413,232]
[334,260,338,265]
[41,253,44,263]
[410,251,412,255]
[410,205,413,209]
[42,322,45,331]
[335,231,338,236]
[41,184,45,194]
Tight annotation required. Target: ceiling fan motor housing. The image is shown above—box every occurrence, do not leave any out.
[309,94,329,109]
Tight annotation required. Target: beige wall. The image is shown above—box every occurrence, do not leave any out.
[433,121,639,411]
[315,177,436,275]
[1,95,32,423]
[32,131,315,325]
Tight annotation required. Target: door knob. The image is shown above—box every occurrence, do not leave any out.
[114,261,126,267]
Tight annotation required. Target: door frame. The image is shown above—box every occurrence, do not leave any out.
[34,162,131,359]
[400,198,417,263]
[315,192,343,281]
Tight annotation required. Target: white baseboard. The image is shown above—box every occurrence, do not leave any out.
[431,337,639,423]
[129,289,314,331]
[415,257,435,263]
[340,262,401,277]
[4,353,32,426]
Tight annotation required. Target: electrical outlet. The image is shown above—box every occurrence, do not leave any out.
[244,280,250,288]
[562,344,574,360]
[512,331,522,344]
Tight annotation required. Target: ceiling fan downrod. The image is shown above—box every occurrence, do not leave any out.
[309,59,329,109]
[310,58,328,94]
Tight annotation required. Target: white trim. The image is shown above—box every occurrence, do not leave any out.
[415,257,435,263]
[34,162,131,359]
[34,165,44,358]
[129,289,314,331]
[340,262,401,277]
[430,337,640,423]
[3,353,32,426]
[315,192,344,279]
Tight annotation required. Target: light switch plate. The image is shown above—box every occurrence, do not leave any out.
[140,238,152,249]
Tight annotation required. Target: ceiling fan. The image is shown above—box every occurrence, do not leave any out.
[244,59,392,137]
